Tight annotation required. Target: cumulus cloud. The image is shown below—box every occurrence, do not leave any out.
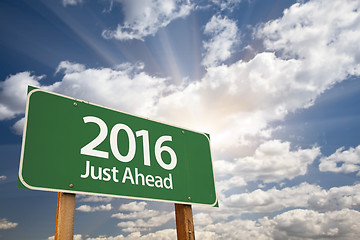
[196,208,360,240]
[319,145,360,175]
[215,140,320,187]
[194,212,214,226]
[153,52,302,152]
[62,0,83,7]
[197,218,270,239]
[224,182,320,212]
[102,0,193,41]
[112,201,174,233]
[117,212,174,232]
[80,229,176,240]
[257,0,360,78]
[308,184,360,211]
[49,208,360,240]
[152,46,357,156]
[112,209,158,220]
[47,61,167,117]
[202,15,239,67]
[0,175,6,181]
[150,0,360,160]
[223,183,360,213]
[48,234,82,240]
[55,61,86,74]
[210,0,242,11]
[77,195,113,203]
[78,182,360,238]
[224,183,360,212]
[0,72,41,120]
[233,140,320,183]
[264,209,360,240]
[193,182,360,226]
[118,201,147,212]
[0,218,18,230]
[12,117,25,135]
[0,61,167,135]
[76,204,112,212]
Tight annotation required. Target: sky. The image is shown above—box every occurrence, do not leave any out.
[1,0,360,239]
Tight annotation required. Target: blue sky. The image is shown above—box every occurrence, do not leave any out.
[1,0,360,239]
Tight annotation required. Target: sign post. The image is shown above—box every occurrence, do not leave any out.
[175,203,195,240]
[19,88,217,239]
[55,192,75,240]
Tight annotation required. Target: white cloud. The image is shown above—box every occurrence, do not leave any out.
[194,212,214,226]
[62,0,83,7]
[76,203,112,212]
[132,229,175,240]
[0,72,41,120]
[257,0,360,78]
[112,201,173,233]
[264,209,360,240]
[222,183,360,214]
[154,0,359,155]
[102,0,193,41]
[196,208,360,240]
[55,61,86,74]
[216,175,247,195]
[0,175,6,181]
[308,184,360,211]
[215,140,320,186]
[48,234,83,240]
[112,209,158,220]
[11,117,25,135]
[0,62,168,135]
[83,229,176,240]
[319,145,360,175]
[202,15,239,67]
[74,235,83,240]
[153,52,302,151]
[198,218,269,240]
[49,208,360,240]
[234,140,320,183]
[0,218,18,230]
[211,0,242,11]
[48,207,360,239]
[224,182,320,212]
[47,62,167,117]
[77,195,113,203]
[117,212,174,232]
[118,201,147,212]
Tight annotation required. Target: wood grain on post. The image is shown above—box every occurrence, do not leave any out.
[175,203,195,240]
[55,192,76,240]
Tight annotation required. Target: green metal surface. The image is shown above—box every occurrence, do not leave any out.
[19,88,217,206]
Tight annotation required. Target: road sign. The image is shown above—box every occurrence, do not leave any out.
[19,88,217,206]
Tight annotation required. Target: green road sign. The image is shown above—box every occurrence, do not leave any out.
[19,88,217,206]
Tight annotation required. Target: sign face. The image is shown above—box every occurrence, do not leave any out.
[19,88,217,206]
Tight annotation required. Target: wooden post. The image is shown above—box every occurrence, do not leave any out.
[55,192,76,240]
[175,203,195,240]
